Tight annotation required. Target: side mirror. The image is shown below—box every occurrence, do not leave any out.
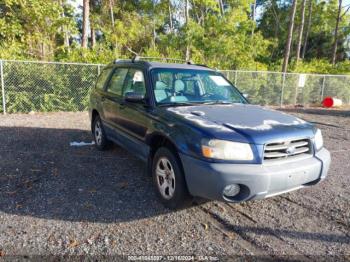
[124,92,145,103]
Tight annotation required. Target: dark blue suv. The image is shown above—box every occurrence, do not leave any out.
[89,58,331,209]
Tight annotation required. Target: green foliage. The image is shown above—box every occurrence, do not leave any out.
[258,0,350,64]
[0,0,77,60]
[3,61,98,113]
[1,0,349,71]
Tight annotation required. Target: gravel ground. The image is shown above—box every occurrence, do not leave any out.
[0,109,349,260]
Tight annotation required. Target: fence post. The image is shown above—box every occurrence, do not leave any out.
[234,71,238,86]
[97,64,101,75]
[280,72,286,108]
[320,75,326,102]
[0,60,6,115]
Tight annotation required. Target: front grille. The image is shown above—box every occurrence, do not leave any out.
[264,138,311,161]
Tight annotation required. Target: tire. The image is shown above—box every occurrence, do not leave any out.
[92,115,111,150]
[152,147,191,209]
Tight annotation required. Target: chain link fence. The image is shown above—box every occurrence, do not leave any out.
[0,60,349,114]
[0,60,102,114]
[221,70,350,107]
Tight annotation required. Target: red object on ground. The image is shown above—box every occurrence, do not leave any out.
[322,97,334,108]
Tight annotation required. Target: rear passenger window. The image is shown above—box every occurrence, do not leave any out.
[107,68,128,95]
[95,68,112,90]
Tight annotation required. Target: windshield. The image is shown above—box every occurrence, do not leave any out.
[151,68,247,106]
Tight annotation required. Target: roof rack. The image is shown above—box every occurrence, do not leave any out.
[193,63,210,68]
[131,55,193,64]
[113,56,209,68]
[113,59,131,64]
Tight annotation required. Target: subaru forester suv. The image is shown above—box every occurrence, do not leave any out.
[89,57,331,209]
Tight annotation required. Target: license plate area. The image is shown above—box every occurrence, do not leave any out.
[287,170,309,187]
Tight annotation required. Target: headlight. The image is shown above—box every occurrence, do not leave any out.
[314,129,323,151]
[201,139,254,161]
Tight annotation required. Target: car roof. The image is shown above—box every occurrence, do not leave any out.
[111,59,215,71]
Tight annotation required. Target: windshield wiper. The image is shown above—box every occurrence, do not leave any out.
[158,102,201,107]
[159,100,239,107]
[202,100,234,105]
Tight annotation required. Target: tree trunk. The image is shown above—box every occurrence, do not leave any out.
[185,0,190,61]
[271,0,280,39]
[152,0,156,49]
[59,0,70,48]
[331,0,342,65]
[82,0,90,48]
[41,42,46,60]
[296,0,306,63]
[218,0,224,17]
[168,0,173,32]
[64,30,70,48]
[109,0,115,27]
[251,0,257,37]
[270,0,280,60]
[302,0,312,59]
[185,0,189,24]
[282,0,298,73]
[91,26,96,48]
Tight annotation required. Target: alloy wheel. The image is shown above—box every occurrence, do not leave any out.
[94,120,102,146]
[156,157,176,200]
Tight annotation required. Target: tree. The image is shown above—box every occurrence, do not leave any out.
[89,0,98,49]
[109,0,115,27]
[296,0,306,63]
[168,0,174,32]
[0,0,77,60]
[282,0,298,73]
[59,0,70,49]
[301,0,312,59]
[331,0,343,65]
[82,0,90,48]
[185,0,190,61]
[218,0,224,17]
[0,0,349,72]
[251,0,257,37]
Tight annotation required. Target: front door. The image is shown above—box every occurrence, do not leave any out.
[116,68,151,160]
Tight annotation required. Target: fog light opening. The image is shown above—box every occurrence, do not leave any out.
[223,184,240,197]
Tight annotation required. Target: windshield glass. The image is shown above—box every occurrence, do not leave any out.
[151,69,247,105]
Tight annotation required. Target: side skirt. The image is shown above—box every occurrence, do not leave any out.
[103,122,149,162]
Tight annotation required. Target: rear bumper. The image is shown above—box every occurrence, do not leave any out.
[180,148,331,202]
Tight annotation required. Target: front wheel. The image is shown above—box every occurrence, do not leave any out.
[152,147,191,209]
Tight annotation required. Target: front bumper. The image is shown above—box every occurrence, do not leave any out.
[180,148,331,202]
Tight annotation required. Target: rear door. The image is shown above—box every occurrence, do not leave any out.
[101,67,128,131]
[90,67,113,121]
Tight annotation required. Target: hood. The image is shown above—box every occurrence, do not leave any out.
[166,104,315,144]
